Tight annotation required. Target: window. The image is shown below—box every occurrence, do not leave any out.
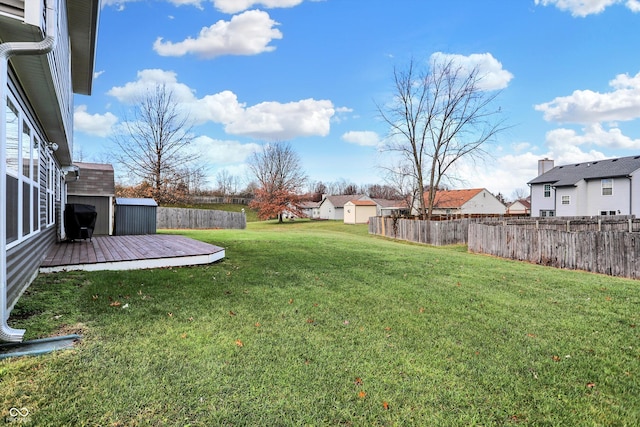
[561,195,570,205]
[540,210,555,217]
[602,179,613,196]
[6,99,19,243]
[544,184,551,198]
[5,96,43,246]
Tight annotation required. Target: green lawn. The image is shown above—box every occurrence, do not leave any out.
[1,220,638,426]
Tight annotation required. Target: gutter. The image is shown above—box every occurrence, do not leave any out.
[0,1,58,342]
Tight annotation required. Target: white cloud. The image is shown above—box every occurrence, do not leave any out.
[153,10,282,59]
[212,0,304,14]
[224,98,335,140]
[74,105,118,137]
[191,135,261,164]
[108,69,336,140]
[430,52,514,91]
[342,131,381,147]
[535,71,640,124]
[534,0,640,16]
[545,124,640,150]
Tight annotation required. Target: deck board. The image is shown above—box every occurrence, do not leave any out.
[40,235,225,273]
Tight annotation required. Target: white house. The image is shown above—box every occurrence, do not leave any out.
[418,188,506,216]
[528,156,640,217]
[0,0,100,341]
[318,194,368,220]
[506,199,530,215]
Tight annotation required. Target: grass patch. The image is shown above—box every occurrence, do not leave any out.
[1,220,639,426]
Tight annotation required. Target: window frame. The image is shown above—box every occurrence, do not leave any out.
[543,184,552,198]
[601,179,613,196]
[5,94,43,249]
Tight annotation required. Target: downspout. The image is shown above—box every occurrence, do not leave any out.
[0,1,58,342]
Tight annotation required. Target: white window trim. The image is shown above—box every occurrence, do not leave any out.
[5,94,43,249]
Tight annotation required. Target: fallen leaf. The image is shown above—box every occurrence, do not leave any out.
[586,382,596,388]
[358,390,366,399]
[92,295,99,300]
[288,299,294,304]
[354,377,363,386]
[343,320,350,325]
[188,317,194,322]
[181,333,187,339]
[552,355,561,362]
[382,401,389,410]
[384,327,392,331]
[419,307,425,313]
[306,318,314,323]
[167,312,173,317]
[527,333,537,338]
[235,339,244,347]
[255,322,261,327]
[109,301,121,307]
[229,310,236,316]
[122,303,129,309]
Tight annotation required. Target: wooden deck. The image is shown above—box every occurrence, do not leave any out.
[40,235,225,273]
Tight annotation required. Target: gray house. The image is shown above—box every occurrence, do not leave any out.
[528,156,640,217]
[0,0,100,341]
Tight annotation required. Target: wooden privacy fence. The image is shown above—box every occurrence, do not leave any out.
[369,215,640,279]
[368,217,471,246]
[468,223,640,279]
[157,207,246,230]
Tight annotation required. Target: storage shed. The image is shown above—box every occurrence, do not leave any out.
[344,200,378,224]
[66,162,115,235]
[114,198,158,235]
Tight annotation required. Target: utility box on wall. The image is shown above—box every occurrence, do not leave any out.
[114,198,158,235]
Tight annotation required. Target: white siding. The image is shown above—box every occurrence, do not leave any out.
[461,190,506,215]
[530,184,556,217]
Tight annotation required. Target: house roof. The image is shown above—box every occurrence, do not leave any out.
[508,199,531,209]
[373,198,409,209]
[427,188,485,209]
[528,155,640,187]
[320,194,365,208]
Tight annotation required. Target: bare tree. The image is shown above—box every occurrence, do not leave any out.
[248,141,307,222]
[111,84,197,204]
[379,57,507,220]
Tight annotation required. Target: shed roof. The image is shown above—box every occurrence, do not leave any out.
[528,155,640,187]
[347,200,377,206]
[116,198,158,207]
[67,162,115,197]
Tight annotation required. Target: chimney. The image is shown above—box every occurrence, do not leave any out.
[538,158,554,176]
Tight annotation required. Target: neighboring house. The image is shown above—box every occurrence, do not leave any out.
[507,198,531,215]
[419,188,507,216]
[0,0,100,341]
[373,198,410,217]
[67,162,115,235]
[298,200,320,219]
[344,200,377,224]
[528,156,640,217]
[318,194,368,220]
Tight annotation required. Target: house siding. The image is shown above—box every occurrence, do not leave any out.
[6,225,56,311]
[461,190,506,215]
[530,184,556,216]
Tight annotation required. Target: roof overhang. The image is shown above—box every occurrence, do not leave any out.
[0,0,100,165]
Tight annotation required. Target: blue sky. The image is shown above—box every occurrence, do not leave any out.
[74,0,640,199]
